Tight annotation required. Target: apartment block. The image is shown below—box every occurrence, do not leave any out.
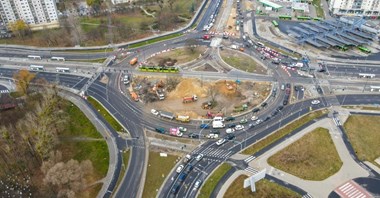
[0,0,59,28]
[329,0,380,17]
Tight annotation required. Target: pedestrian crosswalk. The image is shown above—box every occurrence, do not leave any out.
[244,156,256,163]
[302,193,312,198]
[244,166,259,174]
[0,90,9,94]
[335,181,372,198]
[333,117,342,126]
[192,147,232,161]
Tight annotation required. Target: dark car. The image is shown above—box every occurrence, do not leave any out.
[286,83,291,88]
[210,129,220,134]
[225,117,235,121]
[252,108,260,113]
[261,102,268,107]
[228,123,237,128]
[155,127,165,134]
[283,100,288,106]
[178,173,187,182]
[285,88,291,95]
[277,105,284,111]
[294,86,299,91]
[264,116,271,121]
[184,165,193,174]
[171,183,181,194]
[224,134,235,140]
[271,111,278,116]
[199,124,210,129]
[188,133,199,139]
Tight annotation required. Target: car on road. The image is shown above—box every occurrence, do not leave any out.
[271,111,278,116]
[283,100,288,106]
[264,116,271,121]
[248,123,255,128]
[251,116,258,121]
[252,108,260,113]
[225,117,235,121]
[151,109,159,116]
[235,125,244,131]
[256,119,263,125]
[210,129,220,134]
[195,154,204,161]
[188,133,199,139]
[178,127,187,132]
[261,102,268,108]
[184,165,194,174]
[194,179,203,189]
[216,138,226,146]
[178,172,187,181]
[227,123,236,128]
[199,124,210,129]
[176,165,184,173]
[281,84,285,90]
[226,128,235,134]
[276,105,283,111]
[171,182,181,194]
[155,127,165,134]
[225,134,235,140]
[206,133,219,139]
[311,100,320,105]
[240,118,248,124]
[286,83,291,88]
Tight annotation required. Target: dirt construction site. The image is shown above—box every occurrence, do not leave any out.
[131,76,271,119]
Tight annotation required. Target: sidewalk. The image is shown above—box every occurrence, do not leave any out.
[249,117,369,197]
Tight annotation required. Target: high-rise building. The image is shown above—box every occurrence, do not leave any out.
[0,0,59,28]
[329,0,380,17]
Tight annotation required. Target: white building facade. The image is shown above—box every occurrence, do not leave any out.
[329,0,380,17]
[0,0,58,27]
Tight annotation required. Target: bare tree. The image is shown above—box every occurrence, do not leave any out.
[208,85,219,103]
[166,77,181,92]
[186,38,198,54]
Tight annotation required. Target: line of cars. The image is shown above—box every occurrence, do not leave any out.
[202,0,222,31]
[172,154,204,195]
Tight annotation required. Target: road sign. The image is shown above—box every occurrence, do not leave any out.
[243,169,266,192]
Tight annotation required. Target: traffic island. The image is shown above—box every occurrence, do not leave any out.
[224,175,301,198]
[198,163,232,198]
[267,127,343,180]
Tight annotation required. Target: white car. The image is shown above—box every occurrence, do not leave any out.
[311,100,320,105]
[216,138,226,145]
[235,125,244,131]
[194,179,203,189]
[256,119,263,125]
[178,127,187,132]
[176,165,184,173]
[226,128,235,134]
[206,134,219,139]
[251,116,258,121]
[196,154,204,161]
[151,109,159,116]
[176,132,183,137]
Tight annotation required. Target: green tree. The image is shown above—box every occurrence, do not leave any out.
[86,0,102,7]
[13,69,36,95]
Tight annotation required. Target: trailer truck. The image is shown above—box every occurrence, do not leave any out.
[159,111,175,120]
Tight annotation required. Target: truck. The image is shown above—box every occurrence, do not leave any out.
[156,89,165,100]
[202,34,211,40]
[206,111,223,118]
[130,57,138,65]
[212,121,225,129]
[159,111,175,120]
[176,115,190,123]
[123,75,130,84]
[170,128,183,137]
[130,92,139,102]
[183,95,198,103]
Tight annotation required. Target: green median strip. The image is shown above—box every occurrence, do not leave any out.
[128,33,183,49]
[241,109,327,155]
[87,96,124,132]
[67,58,107,63]
[198,163,232,198]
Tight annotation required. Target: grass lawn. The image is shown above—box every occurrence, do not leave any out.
[220,49,266,74]
[224,176,301,198]
[342,105,380,111]
[147,46,206,65]
[67,58,107,63]
[344,115,380,167]
[312,0,325,18]
[241,110,327,155]
[128,33,183,49]
[142,151,179,198]
[87,96,124,132]
[268,128,342,180]
[198,163,232,198]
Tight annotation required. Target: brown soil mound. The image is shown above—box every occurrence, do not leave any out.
[166,78,208,99]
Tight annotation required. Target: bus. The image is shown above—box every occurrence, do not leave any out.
[27,55,42,60]
[297,16,311,20]
[358,46,371,53]
[313,17,323,21]
[29,65,44,71]
[56,67,70,73]
[337,45,348,51]
[272,20,279,27]
[279,15,292,20]
[359,73,375,78]
[51,57,65,61]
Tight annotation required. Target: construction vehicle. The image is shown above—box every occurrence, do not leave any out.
[130,92,139,102]
[233,104,248,112]
[130,57,138,65]
[176,115,190,123]
[159,111,175,120]
[202,101,214,109]
[183,95,198,103]
[156,89,165,100]
[206,111,223,118]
